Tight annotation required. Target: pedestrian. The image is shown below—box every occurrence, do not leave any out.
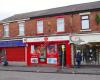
[76,50,82,68]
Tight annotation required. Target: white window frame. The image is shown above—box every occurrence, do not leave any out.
[3,23,9,37]
[81,15,89,30]
[57,18,64,32]
[37,20,43,34]
[18,21,25,36]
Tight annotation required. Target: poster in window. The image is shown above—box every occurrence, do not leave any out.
[31,45,35,54]
[31,58,38,63]
[35,45,46,58]
[47,45,57,54]
[47,58,57,64]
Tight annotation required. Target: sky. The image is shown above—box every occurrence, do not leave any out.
[0,0,99,20]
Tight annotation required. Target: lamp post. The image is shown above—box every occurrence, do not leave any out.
[61,45,65,69]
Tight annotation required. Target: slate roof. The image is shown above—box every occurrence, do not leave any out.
[1,1,100,22]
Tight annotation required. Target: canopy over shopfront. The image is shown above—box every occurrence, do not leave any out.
[70,33,100,65]
[70,33,100,45]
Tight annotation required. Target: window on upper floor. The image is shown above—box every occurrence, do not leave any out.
[81,15,89,30]
[37,20,43,34]
[57,18,64,32]
[18,22,25,36]
[3,24,9,37]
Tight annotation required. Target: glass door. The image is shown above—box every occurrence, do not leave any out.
[58,44,66,67]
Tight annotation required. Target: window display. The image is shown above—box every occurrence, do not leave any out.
[78,45,99,65]
[30,44,46,62]
[31,45,35,54]
[47,45,57,54]
[47,58,57,64]
[31,58,38,63]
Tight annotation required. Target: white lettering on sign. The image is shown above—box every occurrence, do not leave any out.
[48,36,69,41]
[23,35,69,43]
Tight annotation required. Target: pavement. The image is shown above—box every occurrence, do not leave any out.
[0,62,100,75]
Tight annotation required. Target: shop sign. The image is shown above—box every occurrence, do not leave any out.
[70,35,83,44]
[31,58,38,63]
[48,36,69,41]
[23,37,44,43]
[0,40,25,47]
[47,58,57,64]
[23,35,69,43]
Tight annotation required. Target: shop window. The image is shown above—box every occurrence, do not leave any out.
[81,15,89,30]
[47,44,57,64]
[3,24,9,37]
[47,44,57,54]
[18,22,25,36]
[57,18,64,32]
[31,45,35,54]
[76,45,99,65]
[37,20,43,34]
[31,45,46,62]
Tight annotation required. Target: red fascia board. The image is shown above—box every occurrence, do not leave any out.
[35,18,44,21]
[55,15,64,18]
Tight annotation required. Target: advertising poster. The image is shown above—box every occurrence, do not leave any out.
[47,45,57,54]
[31,58,38,63]
[31,44,46,62]
[47,58,57,64]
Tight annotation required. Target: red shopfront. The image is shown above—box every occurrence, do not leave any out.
[23,35,71,67]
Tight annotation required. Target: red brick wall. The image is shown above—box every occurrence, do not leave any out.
[0,11,100,38]
[90,11,100,31]
[9,22,19,37]
[0,24,3,37]
[44,16,56,34]
[25,20,36,36]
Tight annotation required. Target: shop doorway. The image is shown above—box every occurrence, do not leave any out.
[0,49,5,59]
[82,45,97,65]
[58,44,66,67]
[76,43,100,65]
[0,49,6,62]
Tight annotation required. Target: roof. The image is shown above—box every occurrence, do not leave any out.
[1,1,100,23]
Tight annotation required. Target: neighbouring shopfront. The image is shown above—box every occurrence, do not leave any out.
[0,40,26,62]
[79,44,100,65]
[70,33,100,66]
[23,35,71,67]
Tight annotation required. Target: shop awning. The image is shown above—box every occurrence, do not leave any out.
[70,33,100,45]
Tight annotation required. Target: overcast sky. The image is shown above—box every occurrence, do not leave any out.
[0,0,99,20]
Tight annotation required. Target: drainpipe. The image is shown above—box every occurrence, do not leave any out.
[70,43,74,66]
[25,44,28,66]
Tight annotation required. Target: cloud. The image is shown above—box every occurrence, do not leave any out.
[0,0,99,20]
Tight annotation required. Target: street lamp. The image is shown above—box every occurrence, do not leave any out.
[61,45,65,69]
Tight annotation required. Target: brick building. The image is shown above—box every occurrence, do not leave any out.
[0,1,100,67]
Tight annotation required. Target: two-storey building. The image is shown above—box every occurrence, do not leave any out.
[0,1,100,67]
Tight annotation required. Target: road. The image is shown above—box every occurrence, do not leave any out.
[0,71,99,80]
